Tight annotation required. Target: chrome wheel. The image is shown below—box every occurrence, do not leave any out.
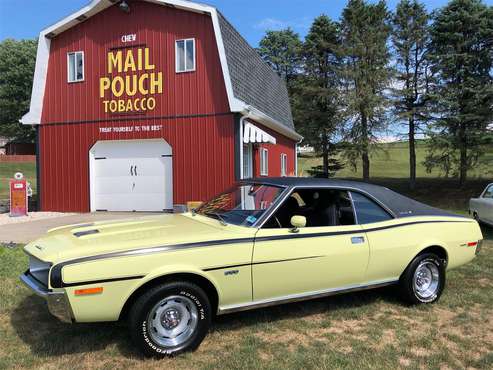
[413,260,440,301]
[147,295,198,348]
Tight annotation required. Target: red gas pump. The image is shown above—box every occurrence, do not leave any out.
[10,172,28,217]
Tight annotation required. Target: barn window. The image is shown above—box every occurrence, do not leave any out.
[260,148,269,176]
[280,153,287,176]
[176,39,195,73]
[67,51,84,82]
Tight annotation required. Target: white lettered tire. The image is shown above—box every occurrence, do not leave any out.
[129,281,211,357]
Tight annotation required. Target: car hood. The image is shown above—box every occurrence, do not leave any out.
[24,213,254,263]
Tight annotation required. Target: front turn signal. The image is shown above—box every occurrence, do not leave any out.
[74,287,104,296]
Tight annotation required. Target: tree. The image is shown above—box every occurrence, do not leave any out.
[0,38,37,142]
[425,0,493,186]
[294,15,344,177]
[340,0,392,181]
[391,0,431,189]
[257,28,303,93]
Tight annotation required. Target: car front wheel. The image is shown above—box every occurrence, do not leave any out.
[400,253,445,304]
[129,281,211,357]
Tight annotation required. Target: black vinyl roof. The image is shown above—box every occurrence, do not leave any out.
[244,177,465,219]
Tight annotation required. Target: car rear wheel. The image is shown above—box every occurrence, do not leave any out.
[129,281,211,357]
[400,253,445,304]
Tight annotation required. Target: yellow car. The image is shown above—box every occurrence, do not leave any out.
[20,178,483,357]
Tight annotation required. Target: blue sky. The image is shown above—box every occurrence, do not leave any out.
[1,0,492,46]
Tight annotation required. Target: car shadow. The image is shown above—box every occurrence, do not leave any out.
[213,285,402,331]
[11,285,402,358]
[11,294,137,357]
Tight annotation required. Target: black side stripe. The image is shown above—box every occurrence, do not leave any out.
[256,220,470,243]
[49,237,255,288]
[203,255,324,271]
[49,219,471,288]
[59,275,145,288]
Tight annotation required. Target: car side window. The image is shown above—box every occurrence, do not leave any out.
[350,192,392,224]
[263,188,356,228]
[483,185,493,199]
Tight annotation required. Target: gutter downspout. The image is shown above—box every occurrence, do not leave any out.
[294,136,303,177]
[239,117,245,180]
[238,110,252,180]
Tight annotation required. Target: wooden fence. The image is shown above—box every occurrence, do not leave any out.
[0,155,36,163]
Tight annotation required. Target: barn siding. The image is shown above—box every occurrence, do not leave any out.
[39,115,235,212]
[41,1,229,124]
[37,0,297,212]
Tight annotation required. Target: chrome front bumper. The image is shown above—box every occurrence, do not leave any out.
[20,271,73,323]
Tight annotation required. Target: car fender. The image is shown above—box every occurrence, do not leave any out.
[408,238,449,267]
[121,263,223,310]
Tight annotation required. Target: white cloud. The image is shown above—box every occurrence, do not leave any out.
[254,16,312,32]
[254,18,289,31]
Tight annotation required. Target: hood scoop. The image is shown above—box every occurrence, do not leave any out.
[73,229,100,237]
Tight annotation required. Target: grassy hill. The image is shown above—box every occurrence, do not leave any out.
[298,140,492,179]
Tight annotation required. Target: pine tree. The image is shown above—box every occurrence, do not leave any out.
[340,0,392,181]
[425,0,493,186]
[294,15,344,177]
[391,0,431,189]
[257,28,303,93]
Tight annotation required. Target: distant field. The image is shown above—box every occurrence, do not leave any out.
[0,162,36,200]
[298,141,493,179]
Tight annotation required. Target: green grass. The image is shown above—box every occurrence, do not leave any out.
[298,140,493,179]
[1,188,492,369]
[0,162,36,200]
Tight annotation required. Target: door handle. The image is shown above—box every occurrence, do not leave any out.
[351,236,365,244]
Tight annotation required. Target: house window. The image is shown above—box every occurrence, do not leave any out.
[280,153,287,176]
[67,51,84,82]
[176,39,195,73]
[242,144,253,179]
[260,148,268,176]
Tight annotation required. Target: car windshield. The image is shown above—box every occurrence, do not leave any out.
[195,183,285,227]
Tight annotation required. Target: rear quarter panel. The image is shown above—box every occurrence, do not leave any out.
[363,217,482,283]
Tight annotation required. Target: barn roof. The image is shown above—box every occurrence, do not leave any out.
[21,0,300,140]
[217,13,294,130]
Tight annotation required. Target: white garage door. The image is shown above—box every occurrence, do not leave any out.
[89,139,173,212]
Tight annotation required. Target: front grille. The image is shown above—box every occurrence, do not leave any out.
[29,256,51,288]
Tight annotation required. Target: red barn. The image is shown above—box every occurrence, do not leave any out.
[22,0,302,212]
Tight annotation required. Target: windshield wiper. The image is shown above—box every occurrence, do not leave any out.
[204,212,228,226]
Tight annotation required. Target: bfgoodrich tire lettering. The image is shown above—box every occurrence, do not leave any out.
[129,281,211,357]
[400,253,445,304]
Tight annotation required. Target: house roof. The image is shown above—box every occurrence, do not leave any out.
[21,0,301,140]
[243,177,465,219]
[217,13,294,130]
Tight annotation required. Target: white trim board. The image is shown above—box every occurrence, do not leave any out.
[20,0,302,142]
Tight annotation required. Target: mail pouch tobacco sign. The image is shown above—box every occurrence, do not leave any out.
[99,47,163,114]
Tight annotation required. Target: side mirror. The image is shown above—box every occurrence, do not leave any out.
[290,215,306,233]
